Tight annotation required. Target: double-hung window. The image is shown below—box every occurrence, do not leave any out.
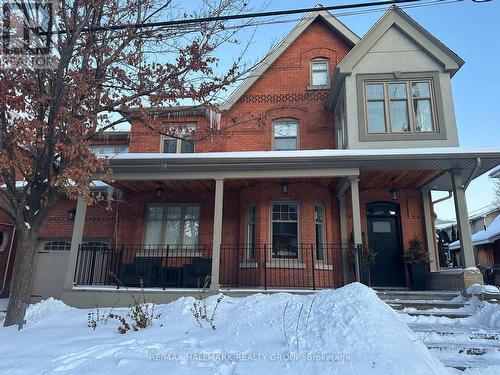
[311,60,329,87]
[144,205,200,249]
[271,203,299,259]
[162,123,196,153]
[365,80,436,134]
[315,203,325,261]
[245,202,256,260]
[273,119,298,150]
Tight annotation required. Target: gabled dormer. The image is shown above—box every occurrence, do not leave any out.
[328,6,464,149]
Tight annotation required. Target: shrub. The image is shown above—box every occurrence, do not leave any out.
[404,236,430,263]
[191,276,224,330]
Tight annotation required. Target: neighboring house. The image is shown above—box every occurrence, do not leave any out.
[1,6,500,305]
[449,214,500,270]
[436,205,500,268]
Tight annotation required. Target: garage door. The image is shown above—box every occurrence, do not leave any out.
[31,240,111,302]
[31,240,71,302]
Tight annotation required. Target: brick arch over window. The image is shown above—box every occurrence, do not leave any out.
[301,47,338,66]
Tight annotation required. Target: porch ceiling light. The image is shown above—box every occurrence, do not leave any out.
[67,208,77,221]
[389,187,398,201]
[281,181,289,194]
[155,185,165,198]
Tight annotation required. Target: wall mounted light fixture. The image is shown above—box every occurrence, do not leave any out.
[389,187,399,201]
[67,208,77,221]
[155,185,165,198]
[281,181,289,194]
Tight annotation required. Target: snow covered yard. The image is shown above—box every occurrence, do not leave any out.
[0,283,450,375]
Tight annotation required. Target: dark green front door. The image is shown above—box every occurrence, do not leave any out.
[367,204,405,287]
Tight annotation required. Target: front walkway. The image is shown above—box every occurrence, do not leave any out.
[378,289,500,371]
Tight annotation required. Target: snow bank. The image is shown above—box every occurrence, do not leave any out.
[467,284,500,296]
[0,283,447,375]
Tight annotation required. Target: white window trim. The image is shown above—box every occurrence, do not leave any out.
[272,119,299,151]
[268,201,302,264]
[142,204,202,257]
[309,58,330,89]
[160,123,196,153]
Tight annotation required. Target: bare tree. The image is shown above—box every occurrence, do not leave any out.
[0,0,255,326]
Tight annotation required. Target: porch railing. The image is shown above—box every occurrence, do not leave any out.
[219,244,345,290]
[74,244,212,288]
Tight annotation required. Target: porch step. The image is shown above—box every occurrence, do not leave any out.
[387,300,465,310]
[401,310,472,318]
[377,290,461,302]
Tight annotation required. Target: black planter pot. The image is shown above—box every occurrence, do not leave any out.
[407,262,428,290]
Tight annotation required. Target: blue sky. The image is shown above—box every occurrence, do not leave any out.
[187,0,500,220]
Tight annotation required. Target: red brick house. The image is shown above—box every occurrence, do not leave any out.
[1,6,499,305]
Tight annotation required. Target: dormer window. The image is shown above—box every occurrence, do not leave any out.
[364,80,436,134]
[162,123,196,153]
[311,59,329,87]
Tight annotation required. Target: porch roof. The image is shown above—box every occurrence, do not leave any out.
[101,147,500,191]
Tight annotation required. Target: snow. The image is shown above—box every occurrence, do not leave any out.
[489,165,500,178]
[101,146,500,161]
[466,284,500,296]
[0,283,448,375]
[449,214,500,249]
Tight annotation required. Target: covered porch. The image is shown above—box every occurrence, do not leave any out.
[62,149,500,302]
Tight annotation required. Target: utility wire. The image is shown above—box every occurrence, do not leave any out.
[39,0,455,36]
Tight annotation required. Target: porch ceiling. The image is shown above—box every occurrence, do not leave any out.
[110,178,341,193]
[101,147,500,192]
[359,170,444,190]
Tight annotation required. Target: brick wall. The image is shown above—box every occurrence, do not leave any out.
[129,19,352,153]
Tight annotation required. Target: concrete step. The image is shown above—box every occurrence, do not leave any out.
[377,290,461,302]
[387,300,465,310]
[400,310,472,318]
[412,328,500,342]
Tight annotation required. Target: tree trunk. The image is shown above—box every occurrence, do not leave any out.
[3,226,39,327]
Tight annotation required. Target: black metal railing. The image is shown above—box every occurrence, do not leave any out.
[220,244,345,290]
[74,244,212,289]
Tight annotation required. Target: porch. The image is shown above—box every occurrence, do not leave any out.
[73,243,345,290]
[57,149,500,304]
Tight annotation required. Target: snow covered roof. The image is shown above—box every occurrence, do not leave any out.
[449,214,500,250]
[489,165,500,178]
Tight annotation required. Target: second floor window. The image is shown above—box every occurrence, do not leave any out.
[162,123,196,153]
[365,80,436,134]
[273,119,298,151]
[311,59,329,86]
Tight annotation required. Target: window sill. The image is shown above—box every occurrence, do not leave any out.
[136,250,203,258]
[266,260,306,269]
[306,85,330,91]
[239,261,258,269]
[314,262,333,270]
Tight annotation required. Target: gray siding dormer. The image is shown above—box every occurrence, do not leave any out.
[328,6,463,150]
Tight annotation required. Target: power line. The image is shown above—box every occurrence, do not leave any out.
[219,0,462,31]
[40,0,455,36]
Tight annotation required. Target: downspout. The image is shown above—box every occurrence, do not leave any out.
[463,158,481,191]
[0,221,16,295]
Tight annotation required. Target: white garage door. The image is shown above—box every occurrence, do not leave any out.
[31,240,71,302]
[31,240,111,302]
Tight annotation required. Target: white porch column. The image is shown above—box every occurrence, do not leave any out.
[64,197,87,289]
[422,190,439,271]
[210,178,224,291]
[338,194,349,284]
[451,170,475,268]
[349,177,362,282]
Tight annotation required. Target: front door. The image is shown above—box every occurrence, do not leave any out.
[367,203,405,287]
